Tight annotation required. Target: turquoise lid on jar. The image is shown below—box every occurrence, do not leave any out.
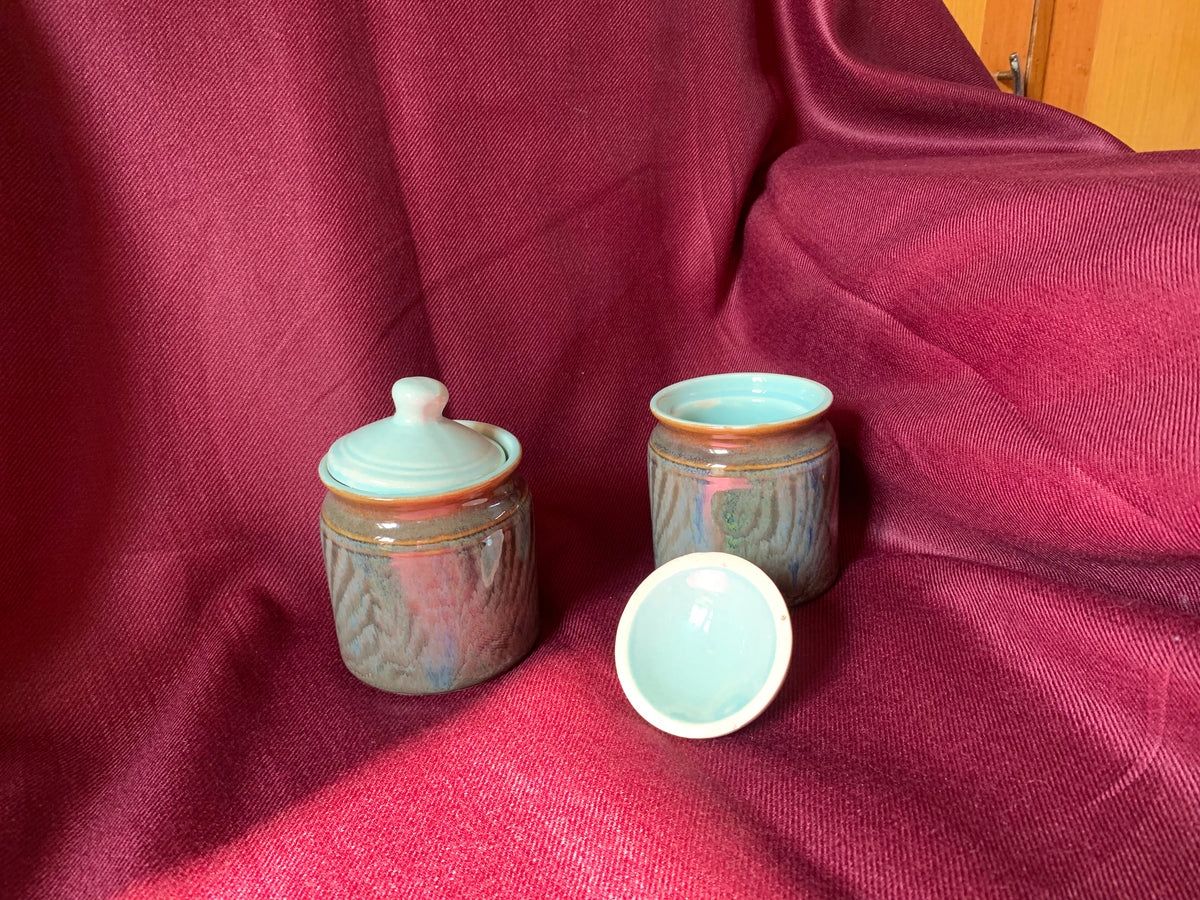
[319,377,514,498]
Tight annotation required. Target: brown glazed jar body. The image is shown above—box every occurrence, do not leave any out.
[648,419,839,606]
[319,474,538,694]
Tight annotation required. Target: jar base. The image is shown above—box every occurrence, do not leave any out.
[340,624,539,695]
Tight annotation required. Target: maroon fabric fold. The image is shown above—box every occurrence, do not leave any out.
[3,0,1197,897]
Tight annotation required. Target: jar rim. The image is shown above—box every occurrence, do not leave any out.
[650,373,833,435]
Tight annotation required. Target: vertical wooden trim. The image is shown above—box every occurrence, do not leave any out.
[1023,0,1057,99]
[1039,0,1104,115]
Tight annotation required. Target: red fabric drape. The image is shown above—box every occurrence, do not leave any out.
[3,0,1198,896]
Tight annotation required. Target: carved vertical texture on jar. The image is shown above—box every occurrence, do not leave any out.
[320,500,537,694]
[648,430,839,606]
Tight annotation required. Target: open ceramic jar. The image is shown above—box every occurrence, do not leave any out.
[318,377,538,694]
[648,373,839,606]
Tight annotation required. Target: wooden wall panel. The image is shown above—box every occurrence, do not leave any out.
[1086,0,1200,150]
[944,0,988,49]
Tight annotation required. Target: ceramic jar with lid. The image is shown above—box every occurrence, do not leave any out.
[318,377,538,694]
[647,373,839,606]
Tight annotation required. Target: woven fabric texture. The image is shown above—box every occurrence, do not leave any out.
[3,0,1198,897]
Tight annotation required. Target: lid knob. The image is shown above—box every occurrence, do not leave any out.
[392,377,449,424]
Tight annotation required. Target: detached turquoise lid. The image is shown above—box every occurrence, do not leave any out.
[321,377,510,498]
[615,553,793,739]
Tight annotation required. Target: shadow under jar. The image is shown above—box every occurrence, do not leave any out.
[648,373,839,607]
[319,378,538,694]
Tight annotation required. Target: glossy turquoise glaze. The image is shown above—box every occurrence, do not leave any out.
[650,373,832,431]
[615,552,792,739]
[324,377,510,498]
[627,566,778,723]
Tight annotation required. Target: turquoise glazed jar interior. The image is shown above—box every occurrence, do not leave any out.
[650,373,832,430]
[615,553,793,739]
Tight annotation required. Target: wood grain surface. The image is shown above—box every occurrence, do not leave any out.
[1086,0,1200,150]
[1040,0,1103,115]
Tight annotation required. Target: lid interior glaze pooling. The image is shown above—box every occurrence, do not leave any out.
[650,373,833,431]
[322,377,510,498]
